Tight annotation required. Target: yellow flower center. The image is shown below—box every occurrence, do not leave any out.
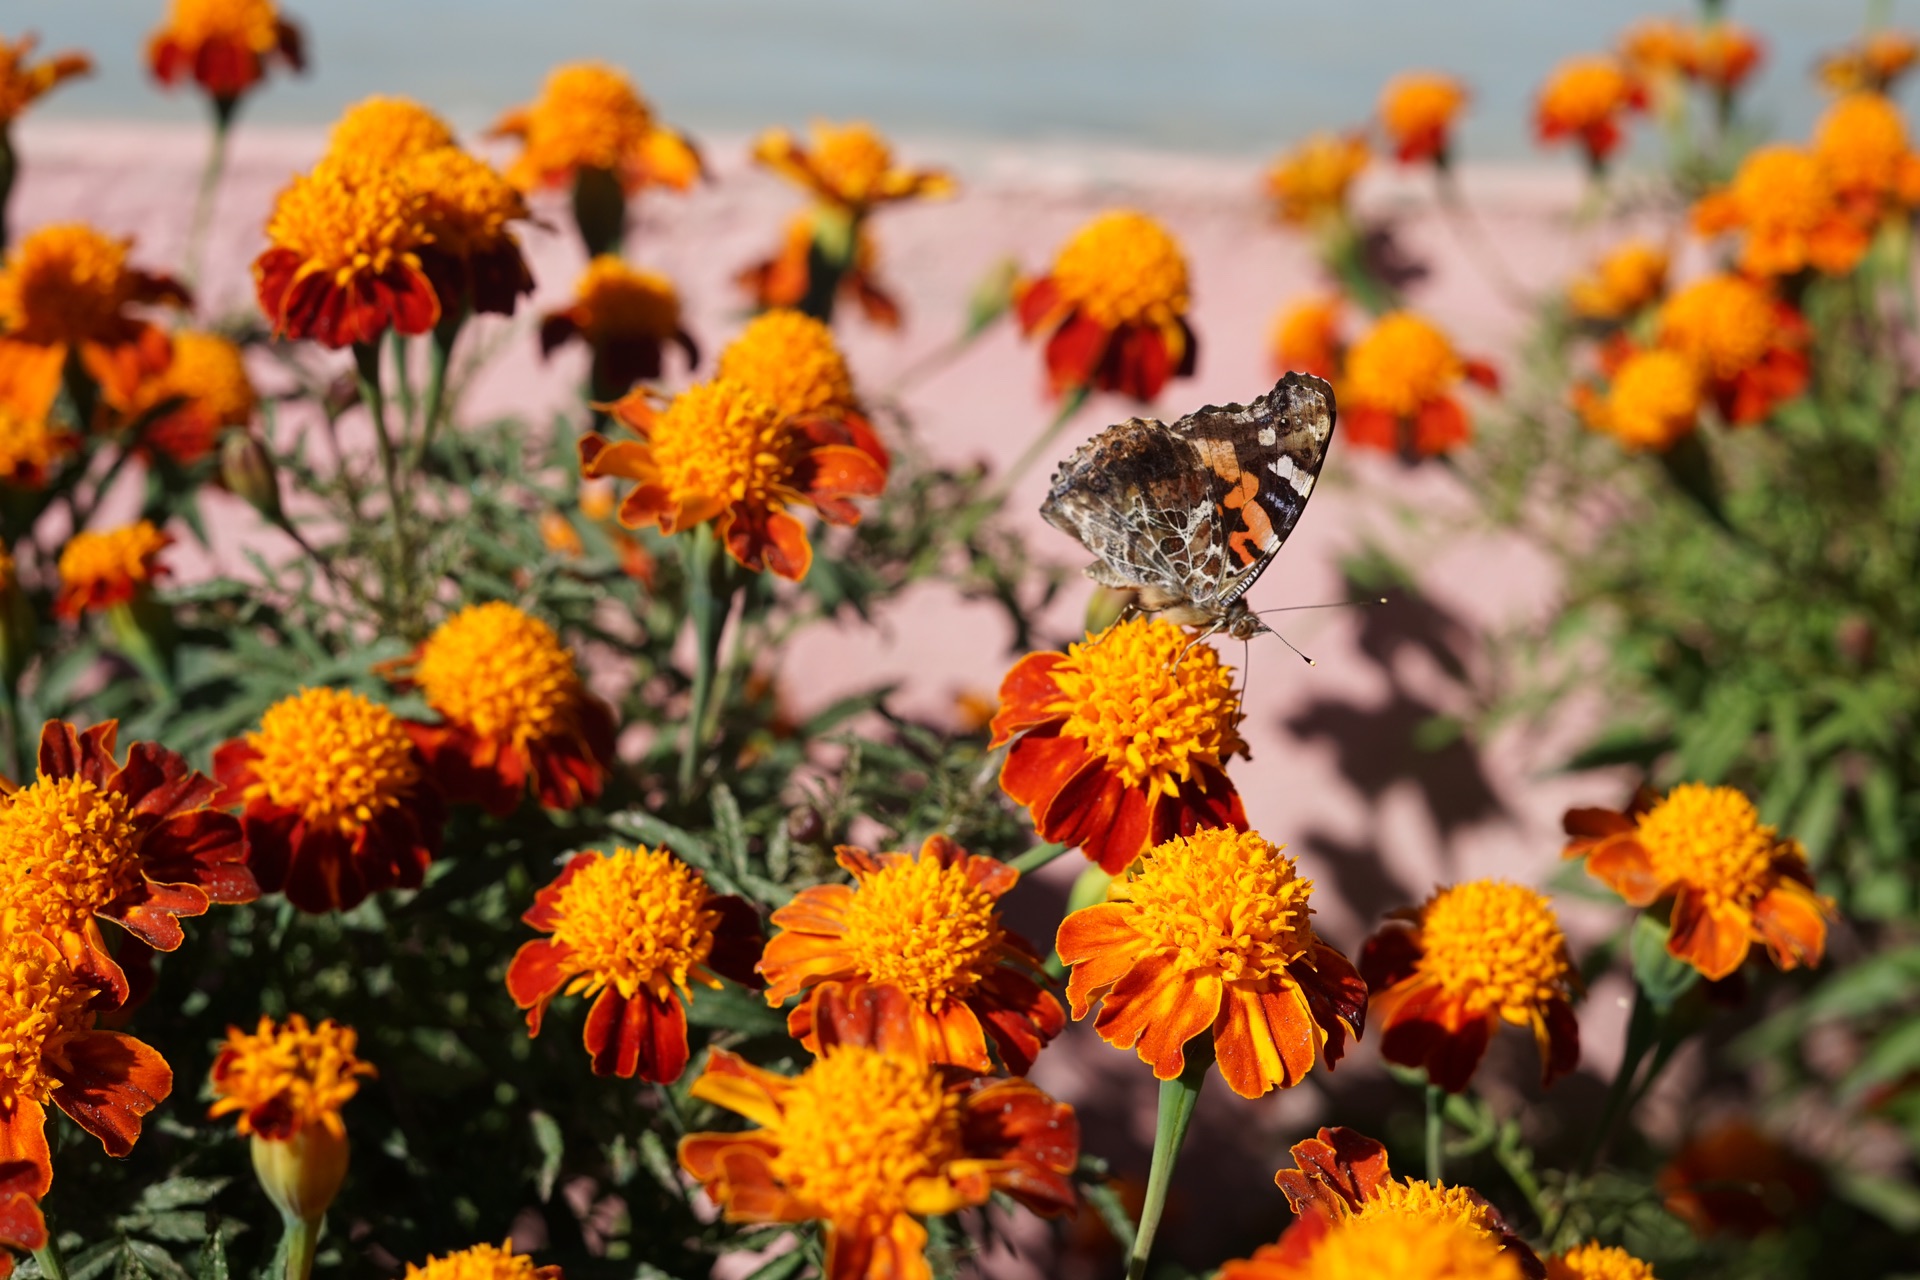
[1415,881,1570,1024]
[413,602,583,749]
[0,774,141,939]
[1381,74,1467,141]
[1268,133,1372,223]
[139,331,257,428]
[1814,92,1914,199]
[715,309,858,419]
[58,521,170,599]
[513,62,653,178]
[550,847,720,1001]
[806,122,895,205]
[1047,616,1243,796]
[0,936,93,1113]
[1048,210,1191,330]
[568,256,681,343]
[837,856,1004,1007]
[1588,348,1700,450]
[1658,275,1779,380]
[0,223,136,347]
[767,1044,964,1224]
[209,1013,374,1138]
[241,687,422,833]
[1545,1242,1658,1280]
[1541,57,1636,129]
[1307,1207,1521,1280]
[405,1243,546,1280]
[647,379,797,512]
[1113,828,1315,983]
[326,96,456,167]
[1634,783,1779,909]
[265,154,432,286]
[1568,240,1668,319]
[0,404,71,482]
[1345,312,1463,417]
[159,0,283,53]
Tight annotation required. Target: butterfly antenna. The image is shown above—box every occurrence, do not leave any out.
[1252,596,1390,617]
[1273,630,1316,667]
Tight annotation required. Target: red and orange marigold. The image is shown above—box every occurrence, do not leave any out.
[678,984,1077,1280]
[754,120,955,214]
[711,308,888,466]
[1812,91,1920,220]
[112,330,257,464]
[991,616,1247,874]
[490,61,701,195]
[1545,1243,1658,1280]
[54,521,171,620]
[1567,240,1669,322]
[1361,880,1580,1093]
[214,687,445,914]
[759,836,1064,1075]
[539,256,696,402]
[1574,346,1702,453]
[737,211,906,329]
[1564,784,1833,981]
[1535,55,1645,171]
[388,602,617,816]
[406,147,534,320]
[1056,827,1365,1099]
[1015,210,1197,402]
[0,34,91,127]
[1818,30,1920,95]
[146,0,303,106]
[1341,311,1497,457]
[1682,23,1764,95]
[1657,1120,1822,1238]
[1656,274,1809,425]
[1271,295,1345,380]
[1691,144,1870,278]
[1266,133,1371,226]
[404,1243,560,1280]
[0,403,73,489]
[506,845,763,1083]
[1379,74,1468,166]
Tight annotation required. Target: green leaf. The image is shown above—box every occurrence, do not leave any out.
[741,1250,808,1280]
[134,1178,228,1212]
[686,983,787,1036]
[196,1230,228,1280]
[1841,1015,1920,1103]
[1628,913,1699,1013]
[529,1110,563,1203]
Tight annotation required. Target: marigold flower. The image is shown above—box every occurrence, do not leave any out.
[1266,132,1371,226]
[54,521,171,620]
[1812,92,1920,216]
[539,256,696,402]
[1619,19,1693,80]
[1656,274,1809,424]
[1360,880,1580,1093]
[404,147,534,319]
[1575,347,1701,452]
[1818,30,1920,95]
[1657,1120,1822,1237]
[1568,240,1669,321]
[679,984,1077,1280]
[404,1242,560,1280]
[737,212,905,330]
[0,402,74,489]
[580,377,887,581]
[325,95,454,166]
[0,718,252,1003]
[1271,295,1344,380]
[388,602,616,816]
[113,330,256,464]
[710,308,888,465]
[760,836,1064,1075]
[1379,74,1468,166]
[755,120,956,213]
[1564,784,1833,981]
[1223,1127,1543,1279]
[490,62,701,195]
[0,34,91,125]
[146,0,303,105]
[1535,56,1645,169]
[506,845,763,1083]
[213,687,444,914]
[991,616,1247,873]
[1056,827,1364,1098]
[1544,1242,1657,1280]
[1691,144,1870,278]
[1682,24,1764,94]
[0,933,173,1204]
[1014,210,1197,402]
[253,152,439,349]
[1342,311,1497,457]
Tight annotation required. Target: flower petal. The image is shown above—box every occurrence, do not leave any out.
[50,1030,173,1158]
[1094,955,1220,1079]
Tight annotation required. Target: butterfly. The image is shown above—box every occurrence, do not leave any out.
[1040,371,1337,641]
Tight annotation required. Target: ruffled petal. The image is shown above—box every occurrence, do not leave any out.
[50,1030,173,1158]
[1094,956,1220,1079]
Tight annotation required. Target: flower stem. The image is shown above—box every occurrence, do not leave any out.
[679,524,728,794]
[799,207,859,325]
[1008,841,1068,875]
[990,383,1091,507]
[353,341,416,628]
[183,101,235,287]
[278,1209,319,1280]
[32,1234,70,1280]
[414,310,464,463]
[1425,1082,1446,1184]
[1128,1051,1209,1280]
[1581,985,1659,1175]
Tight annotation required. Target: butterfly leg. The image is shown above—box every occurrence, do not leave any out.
[1170,620,1226,670]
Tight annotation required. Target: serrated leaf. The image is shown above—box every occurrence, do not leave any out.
[711,785,750,882]
[530,1110,563,1203]
[197,1227,229,1280]
[136,1178,229,1212]
[638,1129,681,1197]
[741,1250,808,1280]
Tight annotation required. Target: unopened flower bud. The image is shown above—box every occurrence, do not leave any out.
[221,430,283,521]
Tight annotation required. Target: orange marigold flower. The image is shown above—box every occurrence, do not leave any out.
[678,984,1077,1280]
[404,1242,560,1280]
[1361,880,1580,1093]
[1682,23,1764,93]
[1272,295,1344,380]
[1222,1127,1543,1279]
[1619,18,1693,80]
[1379,74,1468,166]
[114,330,256,464]
[1575,347,1701,452]
[991,616,1247,874]
[0,933,172,1206]
[1342,311,1497,458]
[55,520,170,620]
[1535,55,1645,169]
[0,402,74,489]
[213,687,444,914]
[580,377,886,581]
[1657,1120,1822,1238]
[0,34,91,125]
[1266,132,1371,225]
[325,95,454,166]
[1015,210,1197,402]
[737,210,905,330]
[754,120,956,213]
[1545,1242,1658,1280]
[711,308,888,466]
[1564,784,1833,981]
[1818,30,1920,95]
[253,153,439,349]
[1056,827,1365,1098]
[490,62,701,195]
[146,0,303,105]
[1692,144,1870,278]
[1568,239,1668,321]
[405,147,534,319]
[387,602,617,816]
[506,845,763,1083]
[1656,274,1809,424]
[1812,92,1920,215]
[0,719,252,1004]
[760,836,1064,1075]
[539,256,696,402]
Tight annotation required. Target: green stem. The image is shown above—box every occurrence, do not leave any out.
[183,104,234,287]
[412,310,464,467]
[352,342,416,628]
[990,383,1091,507]
[388,330,417,439]
[798,207,859,325]
[679,524,728,794]
[1008,842,1069,875]
[1425,1083,1446,1184]
[32,1233,70,1280]
[1128,1051,1209,1280]
[279,1210,318,1280]
[1581,985,1659,1175]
